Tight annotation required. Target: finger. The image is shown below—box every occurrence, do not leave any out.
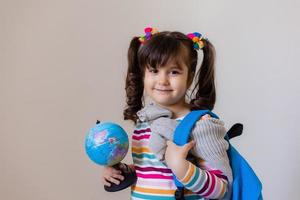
[102,179,111,187]
[103,170,121,180]
[112,173,124,181]
[106,176,120,185]
[110,167,122,174]
[201,114,211,120]
[114,169,122,174]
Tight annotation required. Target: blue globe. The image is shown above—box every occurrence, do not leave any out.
[85,121,129,166]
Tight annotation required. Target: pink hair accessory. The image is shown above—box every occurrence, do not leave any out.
[139,27,159,44]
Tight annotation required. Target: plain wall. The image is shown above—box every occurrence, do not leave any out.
[1,0,299,199]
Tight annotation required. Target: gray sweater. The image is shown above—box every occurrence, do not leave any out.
[136,102,232,199]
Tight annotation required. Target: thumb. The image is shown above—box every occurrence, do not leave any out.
[183,140,195,152]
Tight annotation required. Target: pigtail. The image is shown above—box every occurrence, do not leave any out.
[190,39,216,111]
[123,37,144,124]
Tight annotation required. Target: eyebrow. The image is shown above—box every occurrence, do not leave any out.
[169,65,183,70]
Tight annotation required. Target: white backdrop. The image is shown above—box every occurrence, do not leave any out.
[1,0,299,199]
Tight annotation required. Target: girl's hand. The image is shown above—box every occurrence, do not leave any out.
[101,166,124,187]
[165,140,195,176]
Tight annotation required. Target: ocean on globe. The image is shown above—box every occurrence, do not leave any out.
[85,122,129,166]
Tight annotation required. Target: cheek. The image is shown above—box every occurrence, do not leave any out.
[173,76,188,89]
[143,75,153,90]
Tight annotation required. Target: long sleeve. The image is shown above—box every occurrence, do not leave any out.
[188,116,232,199]
[134,104,232,199]
[178,161,228,199]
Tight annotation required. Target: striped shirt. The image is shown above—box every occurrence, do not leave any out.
[131,120,228,200]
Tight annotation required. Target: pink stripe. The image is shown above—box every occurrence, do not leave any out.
[132,140,149,147]
[136,179,177,189]
[132,134,150,140]
[134,128,151,134]
[209,169,228,181]
[202,172,216,197]
[209,169,223,174]
[137,172,173,180]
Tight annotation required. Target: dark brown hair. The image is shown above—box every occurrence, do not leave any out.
[124,31,216,124]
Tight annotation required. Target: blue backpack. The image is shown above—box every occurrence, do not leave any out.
[172,110,263,200]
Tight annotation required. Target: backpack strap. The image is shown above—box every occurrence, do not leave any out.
[172,110,219,198]
[173,111,263,200]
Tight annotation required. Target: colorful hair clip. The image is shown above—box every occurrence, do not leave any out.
[187,32,205,50]
[139,27,159,44]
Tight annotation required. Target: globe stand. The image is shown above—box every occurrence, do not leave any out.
[104,163,137,192]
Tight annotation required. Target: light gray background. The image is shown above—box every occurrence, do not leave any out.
[1,0,299,199]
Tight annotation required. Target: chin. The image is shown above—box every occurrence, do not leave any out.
[155,100,176,107]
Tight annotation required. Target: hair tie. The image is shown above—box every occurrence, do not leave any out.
[187,32,206,50]
[138,27,159,44]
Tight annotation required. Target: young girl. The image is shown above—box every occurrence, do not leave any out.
[102,27,232,199]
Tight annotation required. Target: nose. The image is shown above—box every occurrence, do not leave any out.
[157,73,169,85]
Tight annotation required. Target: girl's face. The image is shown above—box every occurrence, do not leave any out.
[143,58,191,108]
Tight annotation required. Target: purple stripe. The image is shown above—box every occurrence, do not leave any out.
[202,172,216,197]
[197,171,210,194]
[133,128,151,134]
[215,173,228,181]
[135,166,172,173]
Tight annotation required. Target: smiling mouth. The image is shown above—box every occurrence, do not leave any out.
[154,88,173,92]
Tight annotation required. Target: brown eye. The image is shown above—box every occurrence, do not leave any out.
[170,70,180,75]
[149,68,158,73]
